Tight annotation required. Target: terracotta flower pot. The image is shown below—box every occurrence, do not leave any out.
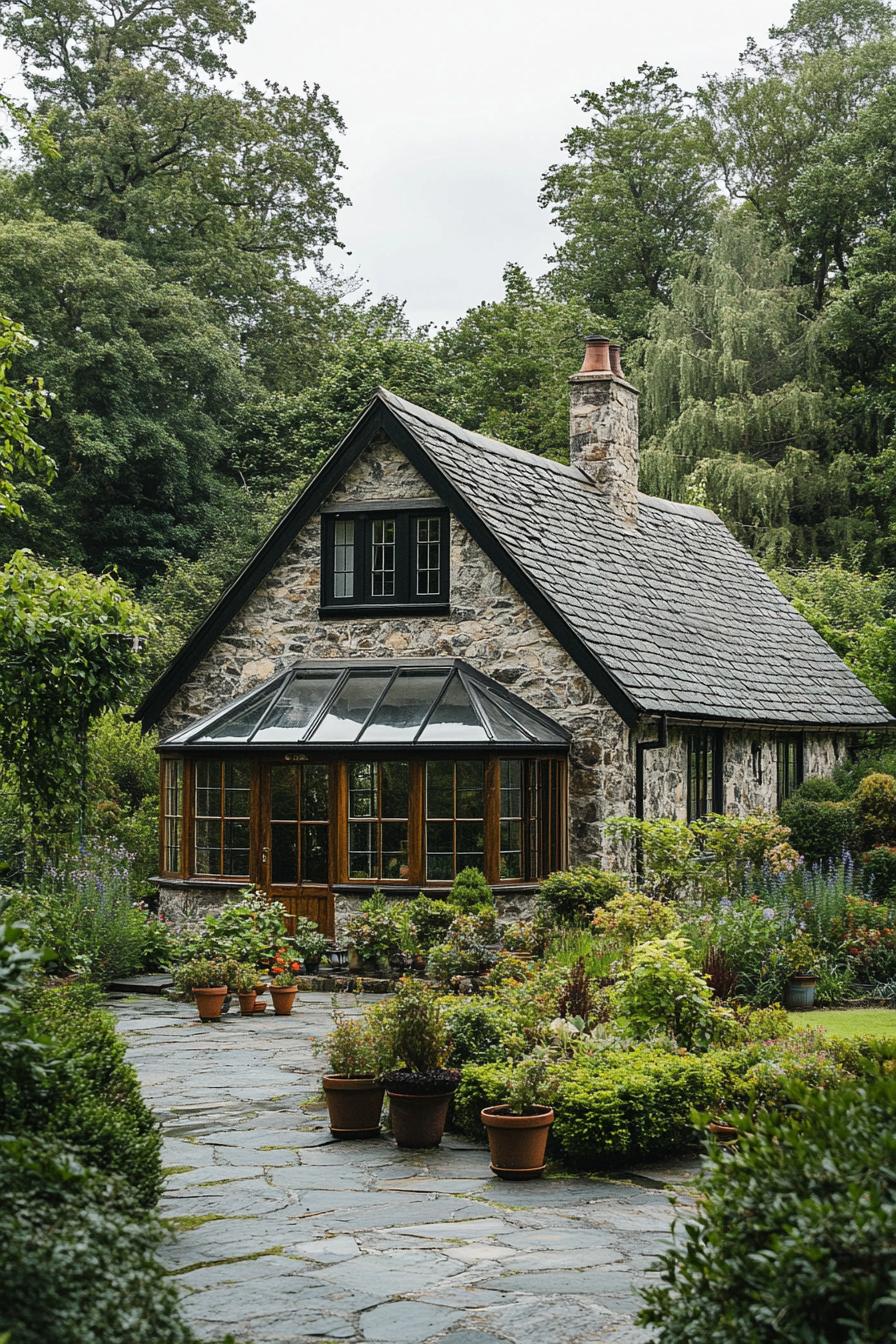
[323,1076,385,1138]
[387,1090,453,1148]
[481,1105,554,1179]
[253,1000,268,1013]
[237,990,257,1016]
[270,985,297,1016]
[192,986,227,1021]
[707,1120,738,1144]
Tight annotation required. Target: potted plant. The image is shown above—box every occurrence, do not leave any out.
[501,919,538,962]
[270,968,299,1015]
[293,918,328,975]
[481,1058,554,1179]
[783,933,819,1010]
[345,892,402,974]
[315,1000,392,1138]
[179,957,229,1021]
[380,978,459,1148]
[231,963,259,1016]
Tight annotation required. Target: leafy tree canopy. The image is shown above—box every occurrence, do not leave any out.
[1,0,347,332]
[639,207,854,565]
[436,263,611,462]
[540,63,718,336]
[0,314,53,520]
[0,218,248,584]
[0,550,150,866]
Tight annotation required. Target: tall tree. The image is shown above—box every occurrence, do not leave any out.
[0,219,249,584]
[0,0,347,337]
[540,64,717,337]
[0,315,53,520]
[437,264,610,462]
[639,207,853,565]
[699,0,896,306]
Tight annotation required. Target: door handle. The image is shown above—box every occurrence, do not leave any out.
[261,846,270,867]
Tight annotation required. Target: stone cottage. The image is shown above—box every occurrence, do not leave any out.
[138,337,892,935]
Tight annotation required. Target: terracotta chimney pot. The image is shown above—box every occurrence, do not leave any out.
[609,343,623,378]
[579,335,611,374]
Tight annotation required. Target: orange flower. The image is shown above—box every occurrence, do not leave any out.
[291,961,301,972]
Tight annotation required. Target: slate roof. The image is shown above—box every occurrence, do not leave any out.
[137,385,893,731]
[377,388,892,728]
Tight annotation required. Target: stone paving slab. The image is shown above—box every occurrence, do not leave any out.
[111,993,697,1344]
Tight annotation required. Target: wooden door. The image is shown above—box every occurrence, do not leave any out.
[261,761,334,937]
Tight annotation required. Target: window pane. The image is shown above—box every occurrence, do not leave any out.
[500,818,522,879]
[253,673,339,742]
[224,761,251,817]
[333,519,355,599]
[416,515,441,596]
[381,821,408,879]
[426,821,454,881]
[165,818,181,873]
[500,759,522,817]
[223,819,250,875]
[270,764,298,821]
[360,672,444,742]
[349,761,377,817]
[301,824,328,883]
[195,817,220,874]
[349,821,376,878]
[456,760,484,818]
[426,760,453,817]
[195,759,219,818]
[418,673,487,743]
[202,686,279,742]
[457,820,485,868]
[271,822,297,884]
[370,517,396,597]
[302,764,329,821]
[381,761,409,817]
[311,672,391,742]
[469,685,530,743]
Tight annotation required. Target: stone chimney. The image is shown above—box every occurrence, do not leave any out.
[569,335,640,528]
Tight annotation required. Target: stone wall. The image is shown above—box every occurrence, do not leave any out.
[640,725,849,821]
[159,432,635,873]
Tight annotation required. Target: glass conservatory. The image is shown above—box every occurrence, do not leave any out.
[157,659,569,934]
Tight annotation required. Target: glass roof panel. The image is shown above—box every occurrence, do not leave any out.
[310,671,392,742]
[468,684,530,742]
[475,684,566,744]
[359,671,447,742]
[418,672,489,743]
[252,672,340,742]
[198,684,281,742]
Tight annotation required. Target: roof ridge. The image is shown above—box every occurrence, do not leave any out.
[377,386,590,483]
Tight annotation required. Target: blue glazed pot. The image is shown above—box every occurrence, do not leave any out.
[784,975,818,1010]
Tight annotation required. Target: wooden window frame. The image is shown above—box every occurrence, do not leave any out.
[346,759,413,883]
[159,757,185,877]
[320,507,450,616]
[687,729,724,822]
[775,733,804,808]
[161,752,566,889]
[193,758,252,880]
[266,761,331,889]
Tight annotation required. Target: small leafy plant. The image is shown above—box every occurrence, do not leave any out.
[230,962,258,993]
[317,999,395,1077]
[173,956,228,991]
[450,866,495,913]
[377,977,459,1094]
[614,933,715,1051]
[271,967,300,988]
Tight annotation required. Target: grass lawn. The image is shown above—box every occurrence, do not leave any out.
[789,1007,896,1038]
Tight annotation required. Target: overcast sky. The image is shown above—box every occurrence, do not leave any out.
[2,0,791,328]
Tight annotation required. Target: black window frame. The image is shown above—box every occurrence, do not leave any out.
[320,506,450,615]
[686,728,724,822]
[776,733,804,808]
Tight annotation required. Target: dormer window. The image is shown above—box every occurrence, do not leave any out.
[320,503,449,615]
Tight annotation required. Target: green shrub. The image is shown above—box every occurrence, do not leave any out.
[344,890,403,963]
[862,845,896,902]
[377,977,447,1072]
[614,934,715,1051]
[178,889,291,965]
[792,775,848,802]
[536,866,626,927]
[442,997,519,1067]
[779,795,857,865]
[855,772,896,848]
[639,1075,896,1343]
[591,892,679,948]
[13,842,159,982]
[0,1135,193,1344]
[1,982,161,1208]
[450,866,495,912]
[408,896,456,950]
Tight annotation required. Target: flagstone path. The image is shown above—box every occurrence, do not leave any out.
[111,994,698,1344]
